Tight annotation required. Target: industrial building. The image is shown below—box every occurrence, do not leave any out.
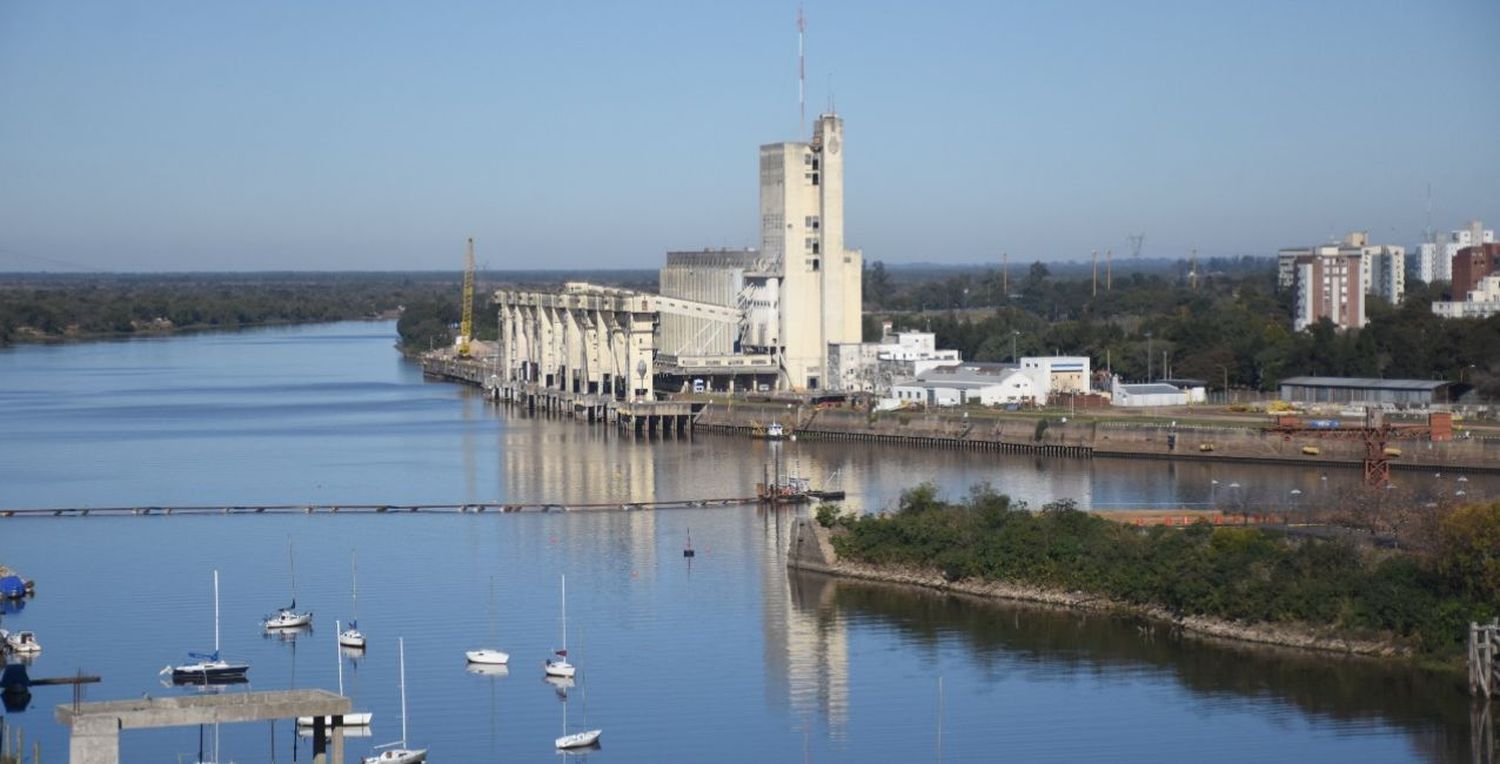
[1277,376,1457,406]
[494,113,862,398]
[889,363,1038,408]
[1109,377,1191,407]
[827,323,961,393]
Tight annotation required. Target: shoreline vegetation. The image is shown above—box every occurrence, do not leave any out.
[800,485,1500,669]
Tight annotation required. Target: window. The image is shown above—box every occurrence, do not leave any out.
[812,242,820,255]
[812,173,819,186]
[812,158,820,172]
[810,258,820,271]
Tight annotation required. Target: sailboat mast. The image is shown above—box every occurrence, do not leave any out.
[336,620,344,696]
[561,574,567,654]
[213,569,220,654]
[351,551,359,620]
[288,536,297,605]
[399,637,408,746]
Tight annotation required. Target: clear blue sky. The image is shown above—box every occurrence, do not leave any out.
[2,0,1496,271]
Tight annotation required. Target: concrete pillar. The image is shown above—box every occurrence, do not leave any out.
[70,715,121,764]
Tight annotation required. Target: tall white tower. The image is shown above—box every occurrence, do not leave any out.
[759,113,862,390]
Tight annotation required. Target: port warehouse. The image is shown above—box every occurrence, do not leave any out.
[1277,376,1460,406]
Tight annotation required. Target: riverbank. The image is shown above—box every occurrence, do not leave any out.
[787,517,1419,660]
[698,399,1500,473]
[786,513,1488,660]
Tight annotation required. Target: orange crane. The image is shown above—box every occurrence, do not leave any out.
[1267,410,1451,486]
[457,238,475,357]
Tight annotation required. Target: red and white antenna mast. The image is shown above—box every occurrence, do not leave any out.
[798,4,806,136]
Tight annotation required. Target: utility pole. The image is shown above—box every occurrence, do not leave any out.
[1091,249,1098,297]
[1106,249,1113,291]
[1145,331,1153,381]
[1189,247,1199,290]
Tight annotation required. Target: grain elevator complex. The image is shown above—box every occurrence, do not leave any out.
[495,113,862,400]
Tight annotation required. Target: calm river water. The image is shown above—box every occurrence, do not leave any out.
[0,321,1490,762]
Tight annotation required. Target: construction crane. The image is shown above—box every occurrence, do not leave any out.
[1267,410,1451,487]
[458,237,475,357]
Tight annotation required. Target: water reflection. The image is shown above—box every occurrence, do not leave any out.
[793,569,1483,763]
[762,510,849,738]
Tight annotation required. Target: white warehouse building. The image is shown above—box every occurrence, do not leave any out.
[890,363,1038,408]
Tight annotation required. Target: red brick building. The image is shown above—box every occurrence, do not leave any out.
[1452,243,1498,297]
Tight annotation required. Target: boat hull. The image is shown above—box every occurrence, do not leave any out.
[169,663,249,685]
[465,649,509,665]
[556,730,602,749]
[544,659,576,678]
[338,630,366,648]
[363,748,426,763]
[264,611,312,629]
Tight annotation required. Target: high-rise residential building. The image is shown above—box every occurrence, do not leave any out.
[1288,250,1366,332]
[1415,220,1494,284]
[1278,231,1402,305]
[759,113,862,390]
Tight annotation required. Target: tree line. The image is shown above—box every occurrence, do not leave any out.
[863,259,1500,397]
[819,485,1499,659]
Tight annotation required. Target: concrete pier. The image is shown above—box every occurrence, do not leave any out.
[57,689,350,764]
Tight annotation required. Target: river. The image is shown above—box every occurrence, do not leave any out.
[0,321,1489,762]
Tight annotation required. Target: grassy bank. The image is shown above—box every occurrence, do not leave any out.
[818,486,1499,661]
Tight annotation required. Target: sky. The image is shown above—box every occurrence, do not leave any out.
[1,0,1497,272]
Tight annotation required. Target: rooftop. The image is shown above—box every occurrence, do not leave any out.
[1279,376,1452,391]
[1118,383,1187,395]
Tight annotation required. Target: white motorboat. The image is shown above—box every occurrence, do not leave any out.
[298,620,373,728]
[265,537,312,630]
[363,637,426,764]
[162,570,249,684]
[465,576,508,666]
[543,574,575,678]
[5,629,40,654]
[340,551,365,648]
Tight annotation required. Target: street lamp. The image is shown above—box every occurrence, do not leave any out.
[636,359,648,402]
[1215,364,1230,404]
[1210,479,1219,507]
[1011,330,1020,363]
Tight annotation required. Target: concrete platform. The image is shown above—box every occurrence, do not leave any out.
[57,689,351,764]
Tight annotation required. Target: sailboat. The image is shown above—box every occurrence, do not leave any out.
[264,537,312,630]
[339,552,366,648]
[298,620,373,728]
[554,670,602,750]
[465,576,508,666]
[543,574,575,678]
[364,637,426,763]
[162,570,249,684]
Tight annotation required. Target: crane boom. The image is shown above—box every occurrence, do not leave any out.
[459,238,475,357]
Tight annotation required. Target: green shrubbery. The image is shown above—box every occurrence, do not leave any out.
[828,484,1499,656]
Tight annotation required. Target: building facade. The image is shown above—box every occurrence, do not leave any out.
[1432,273,1500,319]
[1279,231,1402,306]
[1451,243,1498,298]
[1287,249,1366,331]
[761,113,862,390]
[1415,220,1494,284]
[889,363,1038,408]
